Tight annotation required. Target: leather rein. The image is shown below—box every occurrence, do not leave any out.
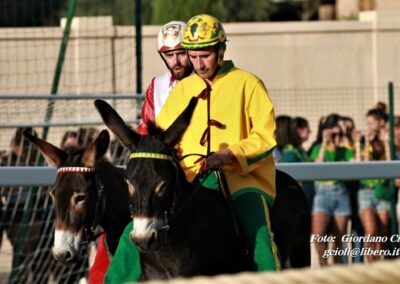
[129,152,241,246]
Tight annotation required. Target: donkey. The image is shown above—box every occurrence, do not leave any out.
[95,97,311,279]
[1,128,90,283]
[95,98,252,279]
[23,129,131,264]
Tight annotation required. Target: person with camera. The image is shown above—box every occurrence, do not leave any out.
[309,114,354,266]
[355,107,391,262]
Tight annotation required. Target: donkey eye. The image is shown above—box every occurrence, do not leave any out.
[73,193,87,205]
[127,180,136,195]
[155,181,167,196]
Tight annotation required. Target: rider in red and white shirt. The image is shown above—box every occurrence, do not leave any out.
[89,21,192,284]
[137,20,193,135]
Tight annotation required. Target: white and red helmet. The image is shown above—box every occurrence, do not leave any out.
[157,21,186,53]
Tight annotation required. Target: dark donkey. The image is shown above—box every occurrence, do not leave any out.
[95,97,310,279]
[23,129,131,264]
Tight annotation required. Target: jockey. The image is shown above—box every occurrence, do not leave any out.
[156,14,281,271]
[91,21,192,284]
[137,20,193,134]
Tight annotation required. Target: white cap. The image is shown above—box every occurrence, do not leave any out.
[157,21,186,52]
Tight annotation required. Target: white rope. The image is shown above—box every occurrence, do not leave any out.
[145,258,400,284]
[57,167,95,174]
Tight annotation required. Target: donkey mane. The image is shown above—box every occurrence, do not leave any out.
[146,121,165,136]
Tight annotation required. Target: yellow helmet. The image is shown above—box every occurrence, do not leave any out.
[182,14,226,49]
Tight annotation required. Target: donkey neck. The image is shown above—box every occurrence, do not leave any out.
[95,161,131,254]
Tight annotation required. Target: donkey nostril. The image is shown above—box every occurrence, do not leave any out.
[147,232,157,248]
[53,249,75,264]
[64,250,73,261]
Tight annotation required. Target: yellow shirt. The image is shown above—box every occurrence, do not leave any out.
[156,61,276,198]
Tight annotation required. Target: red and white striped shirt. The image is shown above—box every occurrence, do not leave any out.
[137,72,179,135]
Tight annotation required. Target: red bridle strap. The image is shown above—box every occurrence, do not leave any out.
[57,167,95,174]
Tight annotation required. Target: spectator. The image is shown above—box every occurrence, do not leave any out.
[274,115,291,162]
[339,115,364,263]
[282,116,314,207]
[0,127,39,166]
[77,127,100,146]
[356,107,391,262]
[282,116,311,163]
[60,130,78,151]
[309,114,353,266]
[338,116,356,150]
[393,116,400,160]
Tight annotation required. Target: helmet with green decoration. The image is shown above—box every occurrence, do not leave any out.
[182,14,226,49]
[183,14,227,66]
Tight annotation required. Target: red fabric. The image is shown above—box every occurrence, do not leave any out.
[89,234,110,284]
[137,77,156,135]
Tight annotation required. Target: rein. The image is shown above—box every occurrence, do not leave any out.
[129,152,212,244]
[128,152,241,246]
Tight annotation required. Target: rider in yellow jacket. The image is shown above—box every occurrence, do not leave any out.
[157,14,280,271]
[105,16,280,283]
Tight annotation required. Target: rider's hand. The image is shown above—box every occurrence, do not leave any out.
[205,148,234,170]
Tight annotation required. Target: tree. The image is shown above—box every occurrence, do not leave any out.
[151,0,227,24]
[0,0,67,27]
[223,0,277,22]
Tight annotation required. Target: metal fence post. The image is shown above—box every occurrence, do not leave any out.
[42,0,78,143]
[388,81,399,251]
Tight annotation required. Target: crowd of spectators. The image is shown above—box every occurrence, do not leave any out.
[275,102,399,265]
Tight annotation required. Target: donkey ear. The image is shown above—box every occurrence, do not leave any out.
[94,99,140,151]
[82,129,110,167]
[163,97,198,147]
[22,130,67,167]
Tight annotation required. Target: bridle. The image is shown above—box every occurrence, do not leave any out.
[129,152,213,245]
[56,166,106,243]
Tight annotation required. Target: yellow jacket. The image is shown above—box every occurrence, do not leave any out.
[156,61,276,200]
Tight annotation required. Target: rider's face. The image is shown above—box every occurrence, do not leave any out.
[162,49,191,80]
[187,47,219,80]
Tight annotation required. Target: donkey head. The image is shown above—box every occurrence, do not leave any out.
[23,129,110,264]
[95,98,197,250]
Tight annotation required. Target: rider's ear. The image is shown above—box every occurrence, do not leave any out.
[82,129,110,167]
[22,130,67,167]
[163,97,198,147]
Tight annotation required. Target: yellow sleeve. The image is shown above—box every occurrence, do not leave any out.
[228,80,276,175]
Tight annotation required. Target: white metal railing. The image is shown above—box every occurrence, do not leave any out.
[1,161,400,186]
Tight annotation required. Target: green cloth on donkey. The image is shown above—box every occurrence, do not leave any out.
[104,222,142,283]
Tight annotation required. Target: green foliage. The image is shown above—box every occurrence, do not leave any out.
[151,0,227,24]
[150,0,280,23]
[0,0,68,27]
[0,0,313,27]
[223,0,276,22]
[71,0,153,25]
